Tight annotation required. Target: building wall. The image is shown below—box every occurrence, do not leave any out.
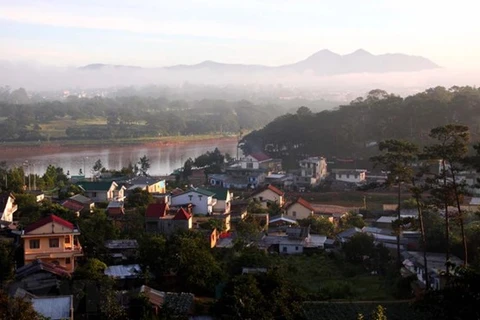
[23,232,81,273]
[171,192,213,215]
[147,181,166,194]
[147,218,192,235]
[335,172,366,183]
[279,243,303,254]
[286,203,313,220]
[0,196,17,222]
[241,156,260,169]
[85,191,109,203]
[253,190,284,208]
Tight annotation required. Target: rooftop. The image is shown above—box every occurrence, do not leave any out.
[104,264,142,279]
[24,214,75,234]
[69,194,93,204]
[104,239,138,250]
[173,208,192,220]
[252,184,285,197]
[32,296,72,320]
[145,203,168,218]
[248,152,272,162]
[77,181,115,191]
[286,197,315,212]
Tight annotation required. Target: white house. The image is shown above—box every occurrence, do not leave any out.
[170,188,217,215]
[206,188,232,214]
[77,181,125,203]
[284,197,315,220]
[297,156,328,186]
[333,169,367,184]
[0,192,17,225]
[251,184,285,208]
[240,152,272,170]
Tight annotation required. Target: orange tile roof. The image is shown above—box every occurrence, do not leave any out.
[286,197,315,212]
[252,184,285,197]
[173,208,191,220]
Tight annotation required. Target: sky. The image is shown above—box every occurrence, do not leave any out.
[0,0,479,68]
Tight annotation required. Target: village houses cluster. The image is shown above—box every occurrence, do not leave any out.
[1,151,478,318]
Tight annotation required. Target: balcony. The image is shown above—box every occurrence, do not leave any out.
[24,245,83,257]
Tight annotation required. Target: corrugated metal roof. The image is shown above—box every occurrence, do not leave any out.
[32,296,72,320]
[104,264,142,279]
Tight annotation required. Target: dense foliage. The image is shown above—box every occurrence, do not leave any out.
[242,87,480,166]
[0,91,289,141]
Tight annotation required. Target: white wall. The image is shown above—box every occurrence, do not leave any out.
[335,172,366,183]
[279,243,303,254]
[171,191,213,215]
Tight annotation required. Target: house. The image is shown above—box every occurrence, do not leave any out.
[125,176,166,194]
[21,214,83,273]
[14,259,71,295]
[26,190,45,202]
[107,200,125,217]
[61,194,94,215]
[31,295,74,320]
[240,152,273,170]
[208,172,265,189]
[104,264,142,280]
[265,173,293,189]
[313,204,354,222]
[284,197,315,220]
[145,204,193,235]
[0,192,17,226]
[402,251,464,290]
[77,181,125,203]
[138,285,194,317]
[296,156,328,186]
[206,187,232,214]
[332,169,367,184]
[251,184,285,208]
[171,188,217,215]
[104,239,139,262]
[258,226,327,254]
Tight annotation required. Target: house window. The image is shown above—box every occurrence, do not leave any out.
[282,246,287,252]
[65,236,71,244]
[66,258,71,264]
[292,211,297,217]
[92,192,97,197]
[29,239,40,249]
[188,195,193,201]
[247,163,253,169]
[49,238,60,248]
[295,246,299,251]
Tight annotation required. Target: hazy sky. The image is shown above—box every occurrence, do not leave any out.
[0,0,479,68]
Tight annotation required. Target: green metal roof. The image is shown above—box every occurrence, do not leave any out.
[77,181,114,191]
[204,187,229,200]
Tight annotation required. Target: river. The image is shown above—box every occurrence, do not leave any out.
[1,139,239,177]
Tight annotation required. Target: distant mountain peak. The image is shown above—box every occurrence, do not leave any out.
[348,49,373,56]
[79,49,439,75]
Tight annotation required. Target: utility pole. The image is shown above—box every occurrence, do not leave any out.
[33,163,36,190]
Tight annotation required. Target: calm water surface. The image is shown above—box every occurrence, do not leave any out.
[2,140,238,177]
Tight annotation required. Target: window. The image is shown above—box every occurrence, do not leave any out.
[292,211,297,217]
[247,162,253,169]
[49,238,60,248]
[66,258,71,264]
[65,236,71,244]
[282,246,287,252]
[92,192,97,197]
[29,239,40,249]
[295,246,299,251]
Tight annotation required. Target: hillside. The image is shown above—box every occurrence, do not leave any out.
[240,86,480,165]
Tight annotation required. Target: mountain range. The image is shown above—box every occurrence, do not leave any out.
[80,49,439,75]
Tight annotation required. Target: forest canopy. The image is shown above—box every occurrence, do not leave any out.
[241,86,480,161]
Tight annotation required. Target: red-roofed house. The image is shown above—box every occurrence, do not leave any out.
[251,184,285,208]
[145,204,192,235]
[284,197,315,220]
[241,152,272,170]
[21,214,82,273]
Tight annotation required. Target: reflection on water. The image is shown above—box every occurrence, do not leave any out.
[2,140,238,177]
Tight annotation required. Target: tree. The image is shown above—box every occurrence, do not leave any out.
[0,240,14,284]
[138,234,166,279]
[371,139,419,266]
[138,155,150,176]
[343,233,375,263]
[126,188,154,208]
[297,216,334,236]
[92,159,104,176]
[182,158,194,181]
[340,213,366,229]
[424,125,470,270]
[0,290,44,319]
[74,258,107,281]
[214,270,305,320]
